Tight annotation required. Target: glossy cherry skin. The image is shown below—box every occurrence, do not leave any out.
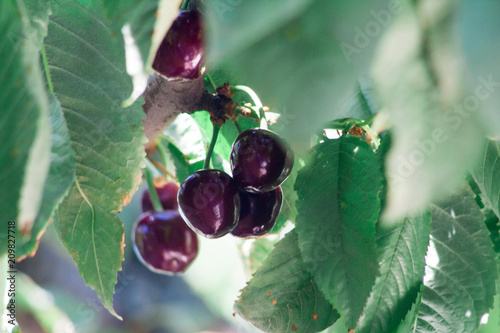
[152,10,204,79]
[230,129,294,193]
[132,211,199,275]
[231,187,283,238]
[141,182,179,212]
[177,170,240,238]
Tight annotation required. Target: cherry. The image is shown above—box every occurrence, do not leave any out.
[141,182,179,212]
[152,10,204,79]
[230,129,294,192]
[177,170,240,238]
[132,211,198,275]
[231,187,283,238]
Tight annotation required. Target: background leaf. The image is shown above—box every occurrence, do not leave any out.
[45,0,146,318]
[166,142,203,184]
[295,136,382,327]
[206,1,361,146]
[235,231,339,333]
[16,273,76,332]
[373,1,485,222]
[471,140,500,219]
[416,186,498,333]
[17,95,76,260]
[0,0,51,249]
[395,287,423,333]
[458,1,500,138]
[357,210,431,333]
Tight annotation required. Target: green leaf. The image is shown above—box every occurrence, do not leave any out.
[295,136,382,327]
[45,0,146,318]
[415,186,499,332]
[357,210,431,333]
[103,0,182,67]
[373,1,485,222]
[54,186,125,319]
[0,0,51,248]
[164,113,206,164]
[234,231,339,333]
[395,287,423,333]
[167,142,203,184]
[471,140,500,219]
[17,95,76,259]
[458,2,500,138]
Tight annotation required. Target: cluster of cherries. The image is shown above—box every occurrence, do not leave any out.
[133,129,294,275]
[178,129,294,239]
[133,9,294,275]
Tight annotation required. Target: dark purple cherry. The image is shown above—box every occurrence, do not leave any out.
[132,210,198,275]
[231,187,283,238]
[177,170,240,238]
[141,182,179,212]
[230,129,294,193]
[152,10,204,79]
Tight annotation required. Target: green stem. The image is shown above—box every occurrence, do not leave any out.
[206,73,218,91]
[233,120,243,134]
[204,124,220,170]
[144,166,163,212]
[233,85,268,130]
[180,0,190,10]
[41,44,54,95]
[156,143,169,170]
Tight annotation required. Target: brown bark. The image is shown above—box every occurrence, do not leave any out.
[142,73,206,145]
[142,74,238,146]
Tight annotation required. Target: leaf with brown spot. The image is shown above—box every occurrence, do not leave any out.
[235,231,339,332]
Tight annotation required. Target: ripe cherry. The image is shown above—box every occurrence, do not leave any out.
[152,10,204,79]
[231,187,283,238]
[177,170,240,238]
[132,211,198,275]
[231,129,294,192]
[141,182,179,212]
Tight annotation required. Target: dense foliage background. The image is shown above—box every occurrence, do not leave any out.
[2,0,500,332]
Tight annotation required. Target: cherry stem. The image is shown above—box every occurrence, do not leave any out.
[206,72,218,91]
[180,0,190,10]
[203,124,220,170]
[144,166,163,212]
[233,85,268,130]
[233,120,243,134]
[147,155,178,182]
